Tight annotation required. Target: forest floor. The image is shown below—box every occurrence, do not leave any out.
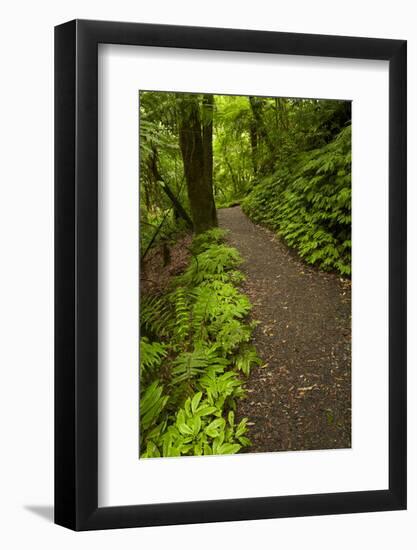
[217,206,352,452]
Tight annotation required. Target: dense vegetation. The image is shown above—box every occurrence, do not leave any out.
[139,91,351,457]
[140,229,260,458]
[242,125,351,274]
[140,92,351,272]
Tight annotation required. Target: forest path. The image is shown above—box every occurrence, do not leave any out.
[217,206,351,452]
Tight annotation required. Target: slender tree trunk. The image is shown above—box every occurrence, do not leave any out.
[249,96,275,174]
[177,94,217,234]
[249,96,275,155]
[249,120,258,176]
[159,181,193,229]
[202,94,218,226]
[149,145,193,228]
[278,97,289,131]
[274,97,279,130]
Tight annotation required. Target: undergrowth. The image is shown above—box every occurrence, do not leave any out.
[140,228,261,458]
[242,126,351,276]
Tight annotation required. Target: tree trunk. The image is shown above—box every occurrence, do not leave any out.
[249,119,258,176]
[159,180,193,229]
[249,96,275,174]
[149,145,193,229]
[177,94,218,234]
[202,94,218,226]
[249,96,275,154]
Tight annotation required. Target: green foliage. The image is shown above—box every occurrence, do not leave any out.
[243,126,351,275]
[139,91,192,256]
[140,91,351,276]
[234,344,263,376]
[140,207,189,261]
[139,91,352,459]
[141,392,250,458]
[171,346,226,385]
[192,284,251,348]
[190,228,230,254]
[140,294,173,338]
[199,369,245,411]
[213,95,254,205]
[140,381,168,434]
[140,337,167,381]
[178,244,242,285]
[140,230,261,458]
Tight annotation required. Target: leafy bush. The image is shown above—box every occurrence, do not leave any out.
[242,126,351,275]
[139,229,261,458]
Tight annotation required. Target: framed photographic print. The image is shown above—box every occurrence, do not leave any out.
[55,19,406,530]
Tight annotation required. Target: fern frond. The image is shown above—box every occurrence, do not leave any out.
[140,337,167,377]
[190,228,230,254]
[234,344,262,376]
[140,294,174,337]
[140,380,168,432]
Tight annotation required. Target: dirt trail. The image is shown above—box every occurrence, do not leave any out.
[218,206,351,452]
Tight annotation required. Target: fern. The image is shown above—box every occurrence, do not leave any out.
[171,345,227,385]
[178,244,242,285]
[140,233,260,458]
[140,294,174,337]
[190,227,230,254]
[168,286,191,342]
[216,319,252,353]
[243,125,351,275]
[234,344,262,376]
[140,380,168,432]
[140,337,167,377]
[198,370,245,410]
[191,281,251,342]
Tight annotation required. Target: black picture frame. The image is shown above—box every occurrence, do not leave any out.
[55,19,407,531]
